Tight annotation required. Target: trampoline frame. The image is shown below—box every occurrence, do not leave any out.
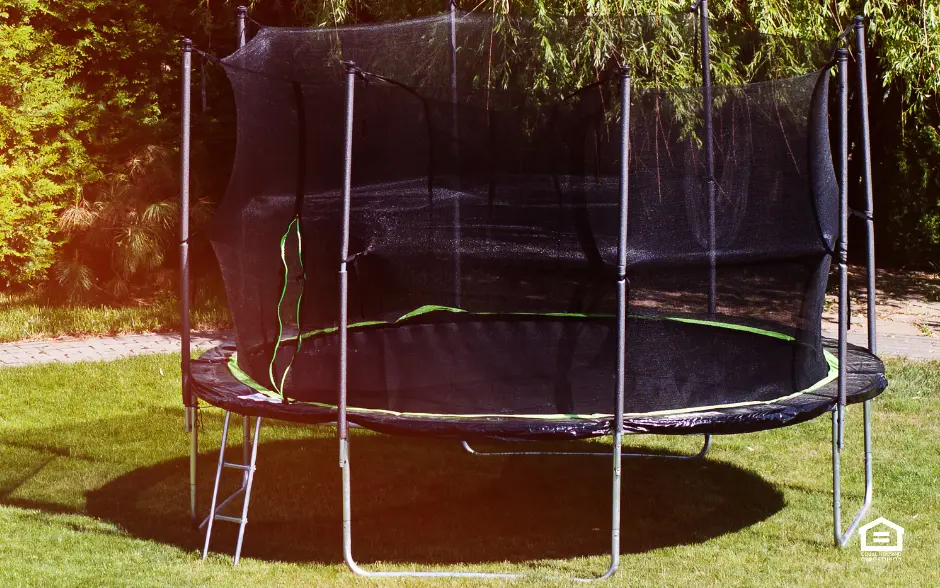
[178,4,881,579]
[460,435,712,458]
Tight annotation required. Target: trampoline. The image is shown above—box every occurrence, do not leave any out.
[192,310,884,438]
[179,4,887,580]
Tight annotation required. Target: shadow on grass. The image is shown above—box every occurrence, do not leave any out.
[3,414,785,565]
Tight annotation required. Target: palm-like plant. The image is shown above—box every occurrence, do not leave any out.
[54,146,209,302]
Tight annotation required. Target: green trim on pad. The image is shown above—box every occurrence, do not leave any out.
[226,348,838,420]
[268,216,305,398]
[397,305,467,321]
[666,317,795,341]
[227,307,839,420]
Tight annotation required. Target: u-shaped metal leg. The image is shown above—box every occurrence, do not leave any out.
[832,400,873,546]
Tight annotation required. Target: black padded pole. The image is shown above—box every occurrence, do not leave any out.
[448,0,462,307]
[618,68,631,278]
[854,17,877,356]
[180,37,197,527]
[236,6,247,48]
[181,39,193,416]
[836,48,849,448]
[698,0,717,316]
[236,3,251,486]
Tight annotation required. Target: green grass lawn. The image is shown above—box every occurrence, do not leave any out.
[0,356,937,586]
[0,292,229,342]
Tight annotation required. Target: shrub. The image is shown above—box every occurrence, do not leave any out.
[53,145,210,302]
[0,1,189,289]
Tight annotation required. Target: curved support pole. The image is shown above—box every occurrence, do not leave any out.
[341,434,632,581]
[341,437,522,579]
[336,61,636,583]
[335,58,526,582]
[829,17,876,549]
[461,435,712,460]
[832,401,873,546]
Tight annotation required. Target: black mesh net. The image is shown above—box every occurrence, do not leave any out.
[210,10,839,416]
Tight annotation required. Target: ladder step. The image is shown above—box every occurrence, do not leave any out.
[199,486,246,530]
[214,514,244,524]
[223,462,252,471]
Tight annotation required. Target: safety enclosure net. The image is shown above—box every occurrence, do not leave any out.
[208,10,849,424]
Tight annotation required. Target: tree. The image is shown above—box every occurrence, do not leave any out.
[1,0,937,295]
[258,0,940,267]
[0,0,195,289]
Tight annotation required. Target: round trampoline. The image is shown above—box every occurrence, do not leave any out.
[192,308,885,439]
[180,6,888,579]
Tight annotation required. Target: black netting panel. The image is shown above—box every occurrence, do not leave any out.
[210,11,838,405]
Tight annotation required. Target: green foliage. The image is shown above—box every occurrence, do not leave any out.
[53,145,211,302]
[1,0,939,293]
[0,0,188,289]
[265,0,940,266]
[882,124,940,268]
[0,13,91,286]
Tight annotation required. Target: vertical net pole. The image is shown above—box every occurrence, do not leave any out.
[854,14,876,537]
[236,5,251,486]
[180,37,197,526]
[836,48,849,449]
[181,40,192,426]
[698,0,717,316]
[449,0,462,307]
[853,17,877,357]
[339,63,356,564]
[236,5,247,48]
[605,65,632,580]
[339,64,356,453]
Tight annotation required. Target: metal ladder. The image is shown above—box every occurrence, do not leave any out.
[201,411,262,565]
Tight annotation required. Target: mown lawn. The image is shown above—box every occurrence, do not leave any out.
[0,292,229,342]
[0,356,937,586]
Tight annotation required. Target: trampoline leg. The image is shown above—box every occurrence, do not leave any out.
[202,411,231,560]
[189,405,199,528]
[340,435,522,579]
[242,415,251,487]
[460,435,711,459]
[831,400,873,547]
[201,412,263,565]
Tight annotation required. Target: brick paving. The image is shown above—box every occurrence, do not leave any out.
[820,327,940,361]
[0,324,935,368]
[0,331,231,368]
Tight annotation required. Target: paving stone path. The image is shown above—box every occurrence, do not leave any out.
[0,325,936,368]
[821,328,940,361]
[0,331,231,368]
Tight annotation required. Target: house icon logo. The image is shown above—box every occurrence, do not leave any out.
[860,517,904,553]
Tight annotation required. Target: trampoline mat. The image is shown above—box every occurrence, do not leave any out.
[191,314,887,440]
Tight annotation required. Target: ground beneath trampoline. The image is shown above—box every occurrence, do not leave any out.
[77,425,786,564]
